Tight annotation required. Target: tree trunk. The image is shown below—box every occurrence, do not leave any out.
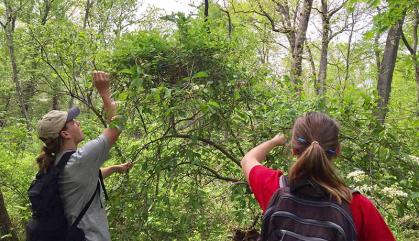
[374,8,382,82]
[52,95,60,110]
[41,0,53,25]
[290,0,313,94]
[227,11,232,38]
[415,61,419,113]
[83,0,93,29]
[376,17,405,123]
[415,8,419,111]
[306,42,317,89]
[374,32,381,81]
[317,0,329,96]
[256,1,310,92]
[204,0,209,18]
[317,0,347,95]
[204,0,210,33]
[3,17,31,129]
[317,36,329,95]
[344,11,356,85]
[401,6,418,113]
[0,190,18,241]
[223,8,232,39]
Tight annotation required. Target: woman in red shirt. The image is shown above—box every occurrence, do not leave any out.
[241,112,395,241]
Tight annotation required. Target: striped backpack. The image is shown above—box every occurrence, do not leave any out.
[260,175,357,241]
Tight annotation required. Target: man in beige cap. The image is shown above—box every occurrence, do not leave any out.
[35,71,132,241]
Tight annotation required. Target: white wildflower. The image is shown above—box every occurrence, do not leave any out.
[409,155,419,165]
[347,170,367,182]
[382,186,408,198]
[354,184,372,193]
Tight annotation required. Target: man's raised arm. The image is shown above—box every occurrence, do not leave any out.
[93,71,121,147]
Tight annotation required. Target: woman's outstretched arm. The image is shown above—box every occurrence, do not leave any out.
[240,134,287,181]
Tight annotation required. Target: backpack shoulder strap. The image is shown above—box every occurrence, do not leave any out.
[99,170,109,201]
[266,175,290,210]
[261,175,290,241]
[71,170,110,228]
[71,181,100,228]
[279,175,289,188]
[56,151,76,170]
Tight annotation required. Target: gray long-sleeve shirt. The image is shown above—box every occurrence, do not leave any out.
[55,135,111,241]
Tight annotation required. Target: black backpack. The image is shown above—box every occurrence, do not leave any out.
[260,175,357,241]
[26,151,107,241]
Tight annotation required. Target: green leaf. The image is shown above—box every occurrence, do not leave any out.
[119,68,134,75]
[192,71,208,79]
[131,77,143,89]
[233,91,240,101]
[118,91,129,101]
[207,100,220,108]
[363,30,375,40]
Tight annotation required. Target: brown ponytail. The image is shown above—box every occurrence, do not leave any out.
[37,122,68,172]
[288,112,352,203]
[36,137,62,173]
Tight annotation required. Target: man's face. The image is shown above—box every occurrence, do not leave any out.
[61,119,84,144]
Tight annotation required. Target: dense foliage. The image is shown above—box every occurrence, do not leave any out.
[0,0,417,240]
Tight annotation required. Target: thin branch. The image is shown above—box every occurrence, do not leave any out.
[133,134,240,166]
[313,6,323,15]
[135,105,149,135]
[306,42,317,81]
[196,164,239,182]
[232,0,290,34]
[328,0,348,17]
[401,31,415,55]
[31,31,72,93]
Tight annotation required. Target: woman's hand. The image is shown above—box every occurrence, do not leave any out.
[114,162,134,173]
[241,134,287,181]
[271,134,287,146]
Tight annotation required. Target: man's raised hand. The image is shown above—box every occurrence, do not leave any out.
[93,71,110,94]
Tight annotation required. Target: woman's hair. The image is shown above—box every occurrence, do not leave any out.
[288,112,351,203]
[36,125,66,172]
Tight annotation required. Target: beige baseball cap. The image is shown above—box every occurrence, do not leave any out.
[37,107,80,140]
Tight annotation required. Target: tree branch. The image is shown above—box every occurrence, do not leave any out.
[328,0,348,17]
[196,164,239,182]
[401,30,415,55]
[133,134,240,166]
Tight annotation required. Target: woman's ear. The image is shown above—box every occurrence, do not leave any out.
[291,148,298,156]
[60,130,70,139]
[336,145,341,156]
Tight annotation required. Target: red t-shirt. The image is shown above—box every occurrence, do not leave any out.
[249,165,396,241]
